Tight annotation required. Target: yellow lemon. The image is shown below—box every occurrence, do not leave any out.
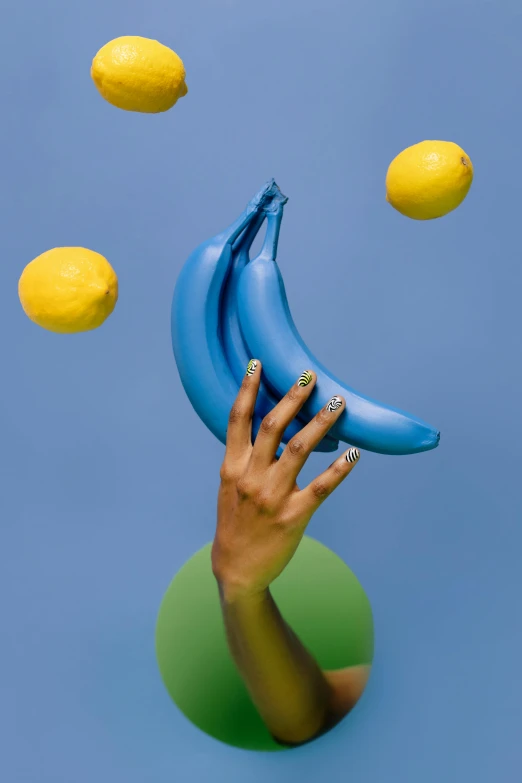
[18,247,118,334]
[91,36,188,113]
[385,140,474,220]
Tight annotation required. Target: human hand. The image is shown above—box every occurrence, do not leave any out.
[211,361,361,603]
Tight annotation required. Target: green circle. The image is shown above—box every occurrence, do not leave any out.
[155,535,374,752]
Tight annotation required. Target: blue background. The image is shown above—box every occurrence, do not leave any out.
[1,0,521,780]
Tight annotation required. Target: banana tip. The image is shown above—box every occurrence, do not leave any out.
[425,430,441,451]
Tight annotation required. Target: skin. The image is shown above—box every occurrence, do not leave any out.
[211,362,371,746]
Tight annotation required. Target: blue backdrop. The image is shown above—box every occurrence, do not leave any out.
[1,0,521,780]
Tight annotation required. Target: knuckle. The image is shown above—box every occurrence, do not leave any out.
[254,490,278,515]
[287,437,307,458]
[331,461,346,479]
[236,477,254,500]
[260,414,279,435]
[315,409,330,427]
[219,462,238,484]
[311,481,330,501]
[228,403,244,425]
[277,513,295,531]
[219,463,232,483]
[270,518,290,536]
[286,387,299,403]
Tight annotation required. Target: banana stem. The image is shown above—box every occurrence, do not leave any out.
[218,180,282,247]
[220,210,263,248]
[259,200,285,262]
[232,211,266,256]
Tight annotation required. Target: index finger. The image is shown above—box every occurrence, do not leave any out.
[224,359,261,461]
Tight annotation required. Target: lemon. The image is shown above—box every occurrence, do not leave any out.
[385,140,474,220]
[18,247,118,334]
[91,36,188,114]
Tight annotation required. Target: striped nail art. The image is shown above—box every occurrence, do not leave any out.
[326,396,343,412]
[246,359,258,377]
[346,448,360,464]
[298,370,313,387]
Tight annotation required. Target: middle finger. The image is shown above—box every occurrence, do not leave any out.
[248,370,318,471]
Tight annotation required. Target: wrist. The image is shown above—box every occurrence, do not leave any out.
[216,577,268,607]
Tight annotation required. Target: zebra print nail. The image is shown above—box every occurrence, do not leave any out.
[246,359,258,377]
[346,448,360,464]
[326,396,343,412]
[298,371,313,387]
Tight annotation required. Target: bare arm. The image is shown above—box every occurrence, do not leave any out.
[218,585,370,745]
[212,362,369,746]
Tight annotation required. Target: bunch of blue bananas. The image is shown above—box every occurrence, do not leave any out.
[171,180,440,456]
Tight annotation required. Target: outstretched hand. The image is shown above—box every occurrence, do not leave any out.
[211,361,360,602]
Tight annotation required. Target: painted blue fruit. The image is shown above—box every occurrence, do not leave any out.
[171,181,278,446]
[236,184,440,456]
[222,202,339,453]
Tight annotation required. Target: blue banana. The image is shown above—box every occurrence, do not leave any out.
[222,206,339,453]
[236,185,441,456]
[171,181,279,446]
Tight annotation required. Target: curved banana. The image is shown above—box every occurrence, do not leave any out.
[171,181,278,445]
[222,207,339,453]
[236,187,441,456]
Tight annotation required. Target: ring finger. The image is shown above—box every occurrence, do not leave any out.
[276,394,346,487]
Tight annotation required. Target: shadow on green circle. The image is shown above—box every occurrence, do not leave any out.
[155,535,374,752]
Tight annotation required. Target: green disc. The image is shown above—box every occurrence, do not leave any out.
[155,535,374,752]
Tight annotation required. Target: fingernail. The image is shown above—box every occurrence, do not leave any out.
[346,448,360,464]
[325,395,343,412]
[298,370,313,387]
[246,359,258,377]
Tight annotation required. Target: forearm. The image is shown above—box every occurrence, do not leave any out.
[217,582,332,745]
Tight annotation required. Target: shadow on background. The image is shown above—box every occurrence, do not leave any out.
[155,535,374,751]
